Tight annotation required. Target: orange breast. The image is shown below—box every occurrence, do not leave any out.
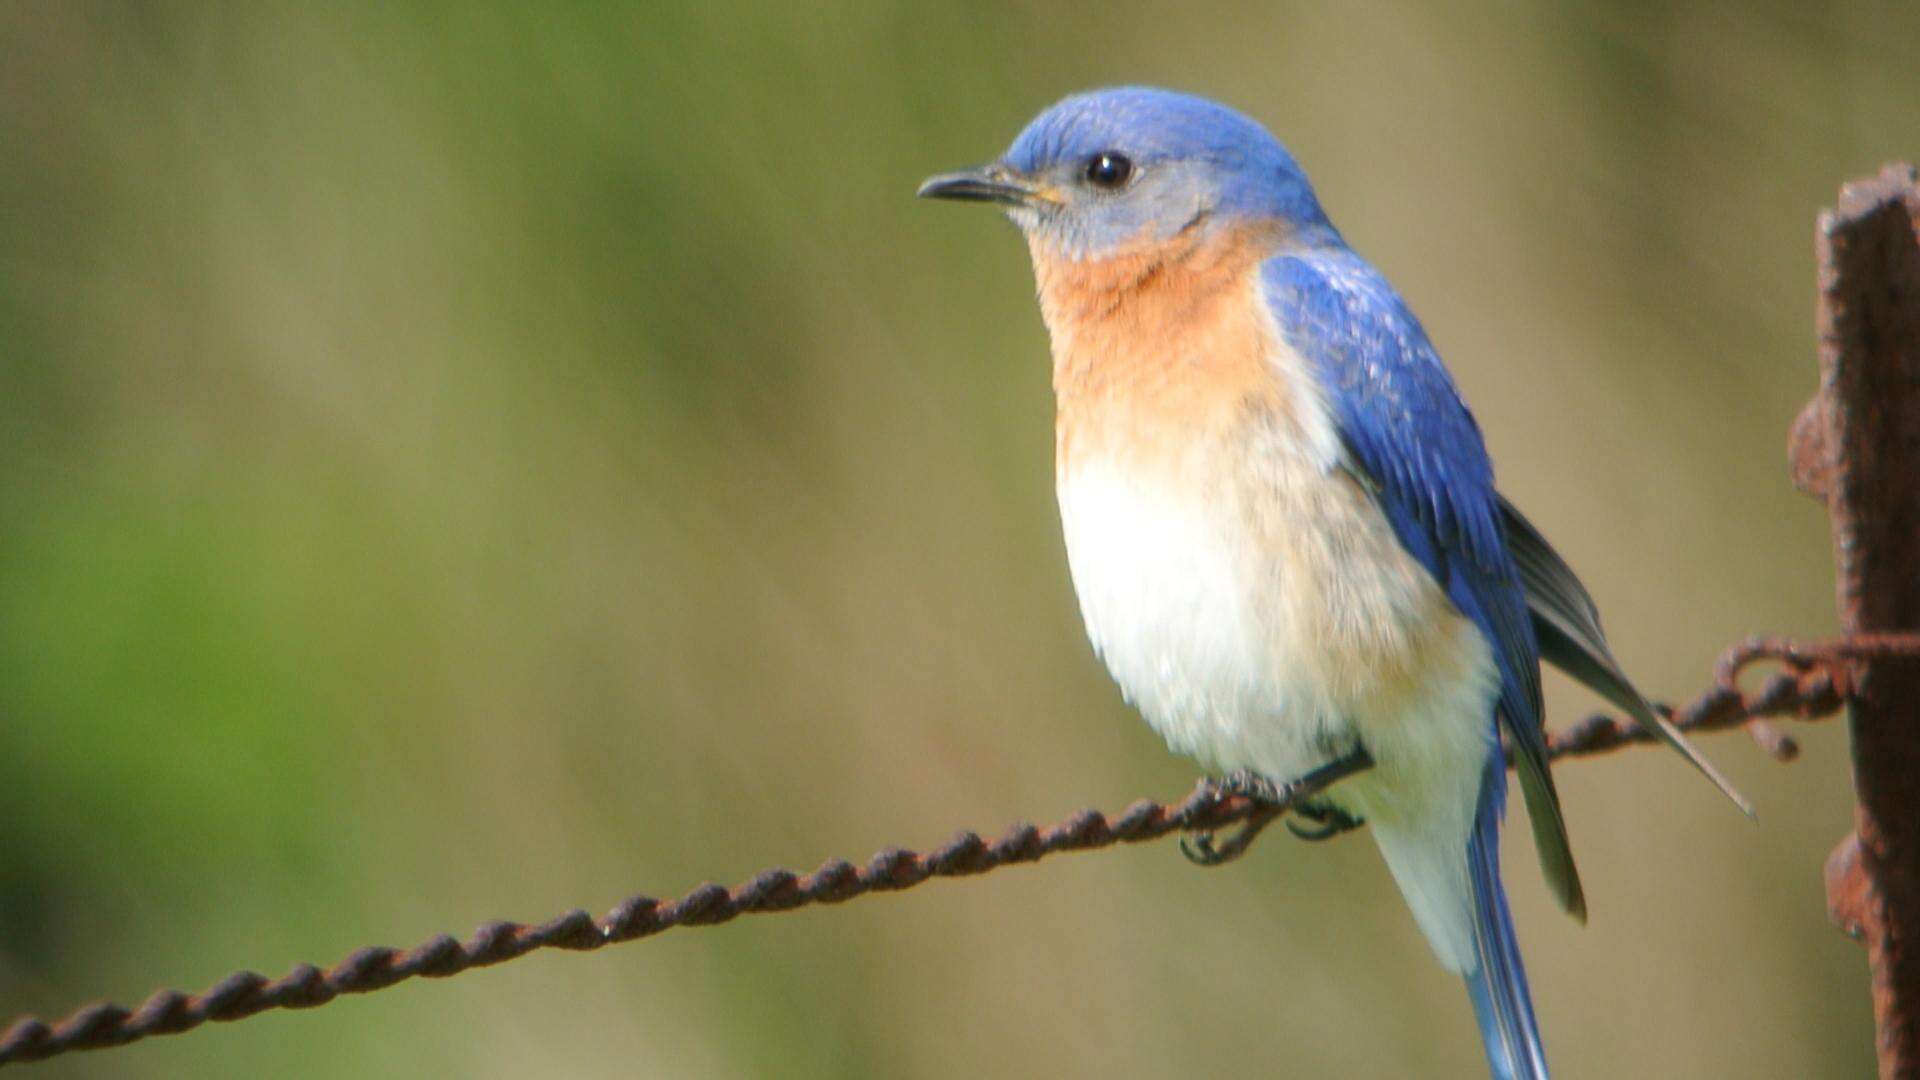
[1036,225,1295,478]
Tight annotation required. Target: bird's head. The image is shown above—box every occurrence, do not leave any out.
[919,87,1335,262]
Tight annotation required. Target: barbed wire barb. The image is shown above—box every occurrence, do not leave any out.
[2,633,1916,1069]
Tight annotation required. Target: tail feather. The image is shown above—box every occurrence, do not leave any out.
[1464,765,1549,1080]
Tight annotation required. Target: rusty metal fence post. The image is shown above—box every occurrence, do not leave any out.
[1793,163,1920,1078]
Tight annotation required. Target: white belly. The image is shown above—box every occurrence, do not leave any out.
[1055,462,1330,774]
[1055,455,1503,971]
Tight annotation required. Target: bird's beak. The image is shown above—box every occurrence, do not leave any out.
[917,164,1045,207]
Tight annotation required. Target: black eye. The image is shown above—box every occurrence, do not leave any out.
[1084,151,1133,189]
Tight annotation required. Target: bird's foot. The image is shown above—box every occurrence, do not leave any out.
[1284,802,1366,842]
[1179,771,1282,866]
[1179,815,1276,866]
[1219,768,1287,804]
[1178,749,1374,868]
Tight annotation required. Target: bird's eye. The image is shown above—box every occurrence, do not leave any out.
[1084,152,1134,189]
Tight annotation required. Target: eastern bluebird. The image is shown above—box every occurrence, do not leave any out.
[920,87,1748,1080]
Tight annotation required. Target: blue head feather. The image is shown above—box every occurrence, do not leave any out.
[998,87,1337,256]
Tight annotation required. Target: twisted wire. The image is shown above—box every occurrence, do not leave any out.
[3,633,1915,1068]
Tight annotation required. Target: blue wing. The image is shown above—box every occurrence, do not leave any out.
[1259,249,1581,915]
[1262,249,1576,1080]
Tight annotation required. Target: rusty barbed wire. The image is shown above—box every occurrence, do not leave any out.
[2,633,1917,1069]
[1544,634,1920,762]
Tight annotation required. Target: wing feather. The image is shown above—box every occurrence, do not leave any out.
[1263,251,1586,920]
[1498,496,1752,816]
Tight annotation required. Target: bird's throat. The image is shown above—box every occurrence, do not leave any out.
[1035,227,1286,474]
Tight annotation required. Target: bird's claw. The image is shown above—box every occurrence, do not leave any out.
[1179,749,1374,867]
[1284,803,1365,842]
[1178,831,1235,866]
[1179,814,1277,867]
[1179,771,1286,867]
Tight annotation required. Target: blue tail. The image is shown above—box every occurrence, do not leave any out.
[1464,760,1549,1080]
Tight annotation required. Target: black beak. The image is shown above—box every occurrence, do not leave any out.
[916,165,1040,207]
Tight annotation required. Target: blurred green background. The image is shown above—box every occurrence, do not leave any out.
[1,3,1915,1076]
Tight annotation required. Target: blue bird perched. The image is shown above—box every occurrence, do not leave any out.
[920,87,1749,1079]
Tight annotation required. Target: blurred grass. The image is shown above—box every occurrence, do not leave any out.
[1,2,1916,1076]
